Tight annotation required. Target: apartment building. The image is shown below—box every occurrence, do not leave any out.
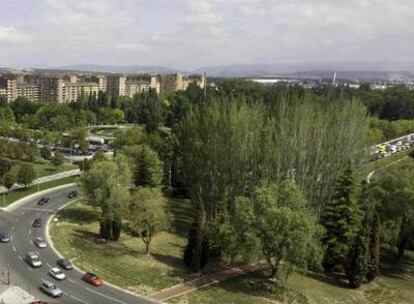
[107,75,126,96]
[0,72,206,102]
[0,75,17,102]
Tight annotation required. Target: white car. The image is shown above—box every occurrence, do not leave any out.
[34,237,47,248]
[49,267,66,280]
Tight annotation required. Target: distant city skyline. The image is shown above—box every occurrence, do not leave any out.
[1,0,413,70]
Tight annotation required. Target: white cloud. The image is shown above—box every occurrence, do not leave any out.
[0,26,26,43]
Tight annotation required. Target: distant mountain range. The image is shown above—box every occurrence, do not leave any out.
[2,61,414,81]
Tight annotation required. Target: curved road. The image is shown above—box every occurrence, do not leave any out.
[0,184,158,304]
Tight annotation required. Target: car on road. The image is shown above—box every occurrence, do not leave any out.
[31,301,48,304]
[0,232,10,243]
[57,258,73,270]
[25,252,42,267]
[67,190,78,198]
[39,280,63,298]
[37,197,50,205]
[32,218,42,228]
[82,272,103,286]
[49,267,66,280]
[34,237,47,248]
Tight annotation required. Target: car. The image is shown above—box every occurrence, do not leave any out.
[31,301,48,304]
[49,267,66,280]
[57,258,73,270]
[37,197,49,206]
[67,190,78,198]
[0,232,10,243]
[34,237,47,248]
[25,252,42,267]
[82,272,103,286]
[39,280,63,298]
[32,218,42,228]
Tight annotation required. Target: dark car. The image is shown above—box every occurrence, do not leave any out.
[37,197,49,206]
[0,233,10,243]
[57,258,73,270]
[67,191,78,199]
[32,218,42,228]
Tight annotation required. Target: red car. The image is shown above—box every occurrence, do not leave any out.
[82,272,104,286]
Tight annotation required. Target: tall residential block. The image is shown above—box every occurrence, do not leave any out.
[106,75,126,96]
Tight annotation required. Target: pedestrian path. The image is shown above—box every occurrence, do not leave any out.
[150,263,264,302]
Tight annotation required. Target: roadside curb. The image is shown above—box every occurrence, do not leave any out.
[45,194,162,304]
[1,183,76,212]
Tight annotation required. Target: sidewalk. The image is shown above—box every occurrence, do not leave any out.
[0,169,80,194]
[150,263,264,302]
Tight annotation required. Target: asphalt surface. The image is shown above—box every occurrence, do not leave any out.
[0,185,159,304]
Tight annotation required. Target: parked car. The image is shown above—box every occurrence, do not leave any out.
[31,301,48,304]
[49,267,66,280]
[0,232,10,243]
[32,218,42,228]
[39,280,63,298]
[82,272,103,286]
[57,258,73,270]
[34,237,47,248]
[67,191,78,199]
[37,197,50,206]
[25,252,42,267]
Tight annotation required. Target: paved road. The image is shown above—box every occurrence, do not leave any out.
[0,185,159,304]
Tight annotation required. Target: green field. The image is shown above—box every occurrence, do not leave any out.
[1,176,77,206]
[50,200,197,295]
[3,157,77,179]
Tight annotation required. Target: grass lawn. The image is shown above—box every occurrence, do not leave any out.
[2,176,77,206]
[50,200,196,295]
[4,157,77,178]
[169,249,414,304]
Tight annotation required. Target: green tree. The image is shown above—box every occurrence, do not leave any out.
[40,146,52,160]
[3,171,16,190]
[128,187,169,254]
[345,233,369,288]
[17,164,36,188]
[51,152,65,168]
[134,145,163,187]
[0,159,12,177]
[80,155,132,241]
[252,181,323,279]
[366,212,381,281]
[321,163,361,271]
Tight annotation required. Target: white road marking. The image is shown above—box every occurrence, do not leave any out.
[12,246,16,252]
[86,287,128,304]
[29,240,33,244]
[69,278,76,283]
[27,267,32,272]
[21,211,25,215]
[14,218,18,223]
[70,295,89,304]
[46,262,51,267]
[10,236,13,241]
[23,207,55,212]
[28,229,31,235]
[11,226,14,231]
[35,250,40,256]
[17,255,22,261]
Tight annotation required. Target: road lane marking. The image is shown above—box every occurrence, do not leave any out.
[27,267,32,272]
[12,246,16,252]
[23,208,55,212]
[14,218,18,223]
[46,262,51,267]
[35,250,40,256]
[29,240,32,244]
[21,211,25,215]
[85,287,128,304]
[69,278,76,283]
[29,229,31,235]
[10,236,13,241]
[70,295,89,304]
[11,226,14,231]
[17,255,22,261]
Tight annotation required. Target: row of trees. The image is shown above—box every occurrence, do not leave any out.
[0,159,37,189]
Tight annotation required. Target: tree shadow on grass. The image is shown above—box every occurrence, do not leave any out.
[303,270,349,289]
[58,207,98,224]
[380,248,414,279]
[217,270,310,304]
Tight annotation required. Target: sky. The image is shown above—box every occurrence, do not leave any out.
[0,0,413,70]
